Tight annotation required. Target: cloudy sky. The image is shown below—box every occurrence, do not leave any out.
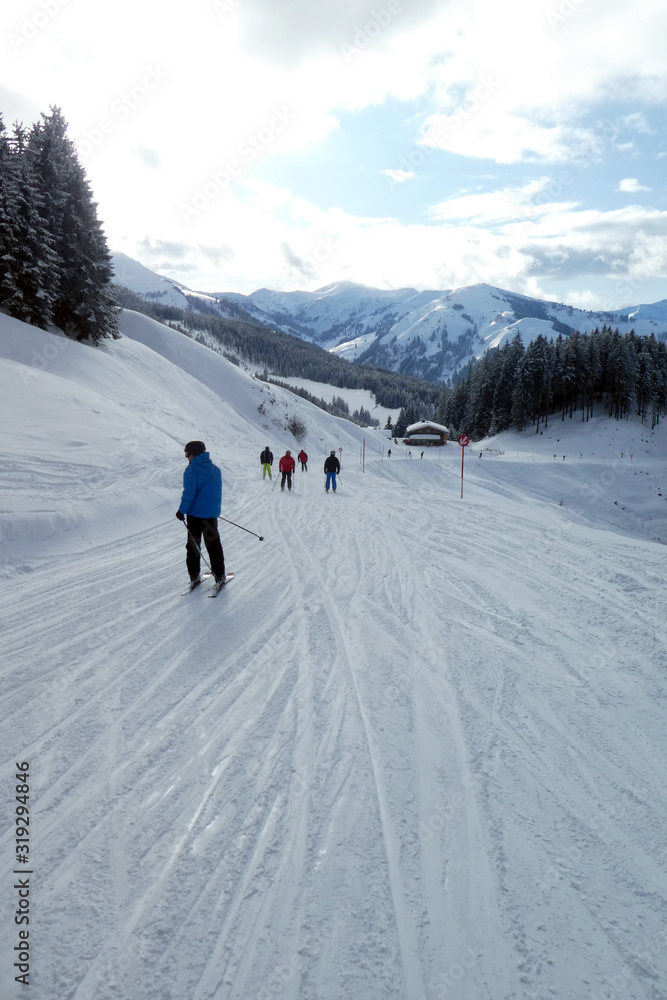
[2,0,667,307]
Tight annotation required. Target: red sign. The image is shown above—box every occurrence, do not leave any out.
[458,434,470,447]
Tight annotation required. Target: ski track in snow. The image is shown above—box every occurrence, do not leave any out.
[2,454,667,1000]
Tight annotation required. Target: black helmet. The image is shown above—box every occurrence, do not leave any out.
[330,450,335,456]
[286,449,291,455]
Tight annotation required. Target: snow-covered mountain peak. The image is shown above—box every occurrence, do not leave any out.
[112,252,667,382]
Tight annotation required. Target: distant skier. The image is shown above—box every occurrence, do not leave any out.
[387,448,391,458]
[260,445,273,479]
[175,441,225,588]
[324,450,340,492]
[297,449,308,471]
[279,449,296,491]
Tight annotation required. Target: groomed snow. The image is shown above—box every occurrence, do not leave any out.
[1,310,667,1000]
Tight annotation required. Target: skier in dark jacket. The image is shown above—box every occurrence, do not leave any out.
[297,449,308,471]
[175,441,225,587]
[324,451,340,492]
[260,445,273,479]
[278,450,296,491]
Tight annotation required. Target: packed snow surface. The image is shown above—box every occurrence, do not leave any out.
[1,310,667,1000]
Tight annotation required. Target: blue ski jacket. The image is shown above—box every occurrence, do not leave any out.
[178,452,222,518]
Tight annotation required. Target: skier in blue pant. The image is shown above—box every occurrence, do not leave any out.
[324,451,340,492]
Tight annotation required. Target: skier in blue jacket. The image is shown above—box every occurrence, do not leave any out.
[175,441,225,587]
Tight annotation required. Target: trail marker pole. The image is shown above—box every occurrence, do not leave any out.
[458,433,470,498]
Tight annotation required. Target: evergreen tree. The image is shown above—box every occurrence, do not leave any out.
[464,351,496,439]
[581,330,602,420]
[26,107,118,342]
[0,115,20,315]
[394,403,419,437]
[634,348,654,425]
[607,330,636,419]
[510,352,533,430]
[529,335,554,431]
[648,337,667,427]
[3,123,59,328]
[442,367,471,435]
[490,333,524,433]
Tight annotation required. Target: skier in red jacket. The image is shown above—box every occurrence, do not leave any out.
[278,450,296,491]
[297,449,308,471]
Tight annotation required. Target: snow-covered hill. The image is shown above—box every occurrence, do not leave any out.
[112,252,667,383]
[2,311,667,1000]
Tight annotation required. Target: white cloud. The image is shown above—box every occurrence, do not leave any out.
[381,168,414,183]
[624,231,667,283]
[411,0,667,165]
[3,0,667,305]
[617,112,653,134]
[112,173,667,312]
[421,110,605,165]
[562,289,610,311]
[617,178,651,193]
[429,179,578,224]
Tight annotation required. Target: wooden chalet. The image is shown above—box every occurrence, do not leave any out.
[403,420,449,446]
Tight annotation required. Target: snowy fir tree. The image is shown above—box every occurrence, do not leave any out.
[0,121,59,329]
[0,107,118,343]
[393,402,420,437]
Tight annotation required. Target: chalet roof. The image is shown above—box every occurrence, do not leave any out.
[405,420,450,435]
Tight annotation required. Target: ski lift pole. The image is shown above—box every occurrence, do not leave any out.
[458,433,470,498]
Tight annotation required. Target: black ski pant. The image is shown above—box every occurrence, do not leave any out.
[300,461,307,471]
[281,471,292,490]
[186,515,225,582]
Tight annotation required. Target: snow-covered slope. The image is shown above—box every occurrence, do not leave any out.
[112,252,667,383]
[2,311,667,1000]
[0,309,365,573]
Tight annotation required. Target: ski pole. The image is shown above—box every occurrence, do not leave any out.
[219,516,264,541]
[182,520,212,571]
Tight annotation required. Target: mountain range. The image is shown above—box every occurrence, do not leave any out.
[111,252,667,383]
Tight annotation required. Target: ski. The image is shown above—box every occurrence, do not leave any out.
[208,572,235,597]
[180,572,213,596]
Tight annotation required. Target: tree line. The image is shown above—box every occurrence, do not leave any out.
[434,327,667,440]
[0,107,118,343]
